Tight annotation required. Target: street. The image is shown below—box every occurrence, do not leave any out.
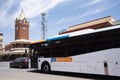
[0,62,119,80]
[0,62,91,80]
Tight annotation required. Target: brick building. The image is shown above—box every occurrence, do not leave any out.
[59,16,115,34]
[15,10,29,40]
[0,32,4,51]
[0,32,4,61]
[2,10,31,61]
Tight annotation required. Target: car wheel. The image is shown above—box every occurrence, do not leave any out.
[9,64,11,68]
[19,64,22,68]
[10,63,13,68]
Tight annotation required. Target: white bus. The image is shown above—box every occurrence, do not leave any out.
[29,25,120,77]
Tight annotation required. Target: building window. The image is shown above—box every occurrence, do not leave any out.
[23,18,26,24]
[23,27,26,31]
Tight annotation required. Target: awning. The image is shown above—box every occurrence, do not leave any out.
[0,51,11,55]
[10,50,26,54]
[0,49,28,56]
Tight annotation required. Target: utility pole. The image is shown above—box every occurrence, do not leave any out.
[41,13,47,40]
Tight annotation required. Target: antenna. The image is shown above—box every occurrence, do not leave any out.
[41,13,47,40]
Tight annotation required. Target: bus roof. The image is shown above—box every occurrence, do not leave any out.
[30,24,120,44]
[30,40,45,44]
[46,35,69,41]
[69,24,120,37]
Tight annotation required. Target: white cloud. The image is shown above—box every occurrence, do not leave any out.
[80,8,103,18]
[0,0,15,28]
[20,0,68,19]
[55,18,67,25]
[79,0,103,8]
[53,0,120,28]
[81,1,120,17]
[0,0,69,29]
[0,0,119,30]
[86,0,103,6]
[18,0,70,29]
[52,0,104,26]
[70,8,104,21]
[70,1,120,21]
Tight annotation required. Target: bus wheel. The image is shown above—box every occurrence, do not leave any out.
[41,63,51,73]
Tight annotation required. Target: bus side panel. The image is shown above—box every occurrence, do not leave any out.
[38,48,120,77]
[64,48,120,76]
[44,48,120,77]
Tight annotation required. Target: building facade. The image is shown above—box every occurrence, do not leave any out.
[15,10,29,40]
[3,10,31,61]
[0,32,4,60]
[0,32,4,51]
[59,16,115,34]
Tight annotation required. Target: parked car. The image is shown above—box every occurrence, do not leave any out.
[10,57,29,68]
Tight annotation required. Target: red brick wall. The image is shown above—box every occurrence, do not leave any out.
[15,19,29,40]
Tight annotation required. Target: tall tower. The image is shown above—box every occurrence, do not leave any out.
[15,10,29,40]
[41,13,47,40]
[0,32,4,51]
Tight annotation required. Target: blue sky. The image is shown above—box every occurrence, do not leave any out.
[0,0,120,45]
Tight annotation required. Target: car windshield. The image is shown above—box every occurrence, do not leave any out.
[14,57,28,62]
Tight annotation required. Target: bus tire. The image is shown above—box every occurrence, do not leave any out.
[41,62,51,73]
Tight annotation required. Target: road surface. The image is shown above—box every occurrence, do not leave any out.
[0,62,91,80]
